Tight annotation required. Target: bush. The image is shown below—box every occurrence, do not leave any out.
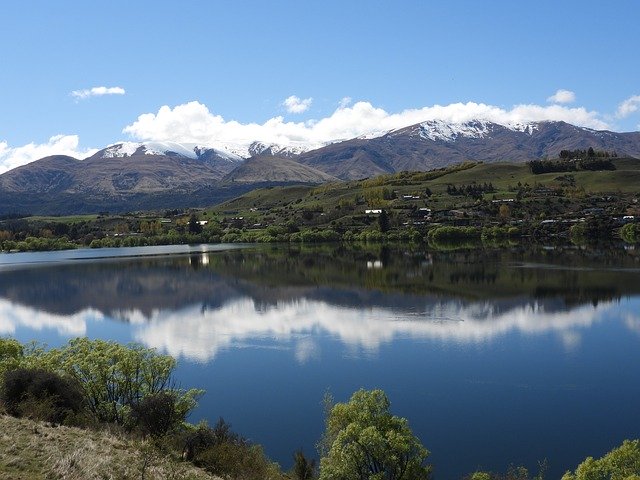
[184,418,283,479]
[131,392,182,438]
[621,223,640,243]
[292,450,317,480]
[1,368,84,424]
[427,226,481,242]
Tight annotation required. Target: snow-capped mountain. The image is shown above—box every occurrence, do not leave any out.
[94,141,243,163]
[93,139,323,161]
[296,120,640,179]
[247,141,317,158]
[1,119,639,214]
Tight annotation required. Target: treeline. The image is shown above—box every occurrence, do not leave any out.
[528,157,616,174]
[447,182,496,198]
[559,148,617,159]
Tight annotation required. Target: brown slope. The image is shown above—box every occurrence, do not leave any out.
[222,155,339,184]
[0,155,80,193]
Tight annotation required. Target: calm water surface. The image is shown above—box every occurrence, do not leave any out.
[1,243,640,479]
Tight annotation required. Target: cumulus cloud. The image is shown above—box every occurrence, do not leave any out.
[71,86,126,100]
[616,94,640,118]
[123,99,610,154]
[283,95,313,114]
[338,96,352,108]
[547,89,576,104]
[0,135,98,174]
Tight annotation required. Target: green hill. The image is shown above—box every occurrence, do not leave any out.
[209,159,640,229]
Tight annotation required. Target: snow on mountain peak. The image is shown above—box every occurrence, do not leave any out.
[248,141,315,158]
[418,119,493,142]
[416,119,539,142]
[100,142,141,158]
[98,141,243,162]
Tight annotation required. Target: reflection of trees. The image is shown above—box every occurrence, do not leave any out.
[0,244,639,324]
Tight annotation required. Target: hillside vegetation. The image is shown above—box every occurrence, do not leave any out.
[2,159,640,251]
[0,414,218,480]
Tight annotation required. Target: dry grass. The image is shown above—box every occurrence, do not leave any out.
[0,414,220,480]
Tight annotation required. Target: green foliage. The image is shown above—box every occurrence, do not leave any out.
[378,210,391,233]
[570,217,615,242]
[319,388,431,480]
[620,223,640,244]
[0,337,24,376]
[562,440,640,480]
[292,450,317,480]
[481,226,520,241]
[427,226,482,242]
[17,338,201,427]
[465,463,547,480]
[185,418,284,480]
[528,156,615,174]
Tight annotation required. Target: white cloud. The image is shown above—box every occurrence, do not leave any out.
[71,86,126,100]
[123,99,610,154]
[0,135,98,174]
[338,96,352,108]
[616,94,640,118]
[547,89,576,104]
[282,95,313,114]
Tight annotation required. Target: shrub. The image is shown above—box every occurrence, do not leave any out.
[184,418,283,479]
[292,450,317,480]
[1,368,84,424]
[621,222,640,243]
[131,392,182,438]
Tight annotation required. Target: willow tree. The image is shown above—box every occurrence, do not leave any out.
[319,389,431,480]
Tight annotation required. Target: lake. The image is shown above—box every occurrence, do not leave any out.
[1,243,640,478]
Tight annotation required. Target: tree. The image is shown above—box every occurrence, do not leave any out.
[31,338,201,426]
[498,204,510,220]
[378,210,390,233]
[131,392,182,438]
[292,450,317,480]
[562,439,640,480]
[188,214,203,234]
[319,389,431,480]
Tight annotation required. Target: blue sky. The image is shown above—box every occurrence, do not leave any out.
[1,0,639,171]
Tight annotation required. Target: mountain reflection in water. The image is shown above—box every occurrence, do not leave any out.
[1,243,640,478]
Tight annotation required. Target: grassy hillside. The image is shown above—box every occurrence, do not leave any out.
[0,415,219,480]
[214,158,640,212]
[207,159,640,234]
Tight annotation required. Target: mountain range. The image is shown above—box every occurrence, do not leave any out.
[1,120,639,215]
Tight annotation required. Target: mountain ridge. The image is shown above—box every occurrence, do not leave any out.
[1,120,639,214]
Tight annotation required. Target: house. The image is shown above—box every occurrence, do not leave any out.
[365,209,382,215]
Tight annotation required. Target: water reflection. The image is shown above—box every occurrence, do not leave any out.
[1,244,640,478]
[132,298,622,361]
[1,245,639,361]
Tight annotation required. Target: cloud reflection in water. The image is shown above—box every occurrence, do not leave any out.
[2,296,636,363]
